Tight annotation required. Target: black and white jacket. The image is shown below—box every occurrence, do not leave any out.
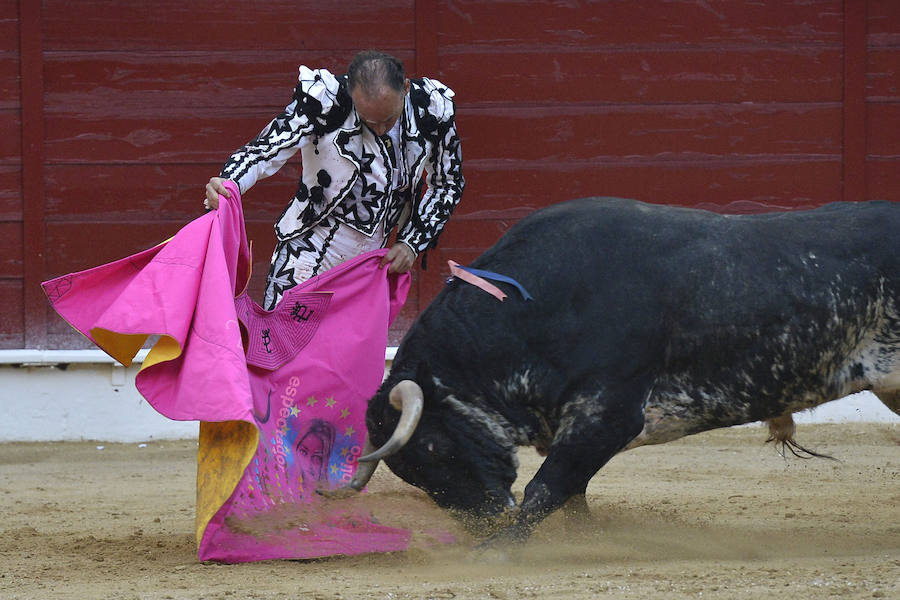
[221,66,465,255]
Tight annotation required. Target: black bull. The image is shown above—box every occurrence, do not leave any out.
[338,197,900,543]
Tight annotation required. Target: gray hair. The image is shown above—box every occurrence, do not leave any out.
[347,50,406,94]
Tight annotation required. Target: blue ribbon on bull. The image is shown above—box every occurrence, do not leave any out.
[446,261,534,302]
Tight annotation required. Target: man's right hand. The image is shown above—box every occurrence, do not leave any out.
[204,177,232,210]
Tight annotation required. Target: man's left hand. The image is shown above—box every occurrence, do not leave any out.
[380,243,416,274]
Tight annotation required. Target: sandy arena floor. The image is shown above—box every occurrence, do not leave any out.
[2,423,898,599]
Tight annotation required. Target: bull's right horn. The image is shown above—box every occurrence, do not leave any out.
[358,380,424,463]
[317,437,380,498]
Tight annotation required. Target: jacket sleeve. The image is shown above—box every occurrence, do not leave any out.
[397,81,466,255]
[220,67,345,194]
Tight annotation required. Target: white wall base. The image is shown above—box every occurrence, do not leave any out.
[1,360,199,442]
[0,350,897,443]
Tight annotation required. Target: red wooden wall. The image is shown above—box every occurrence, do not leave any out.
[3,0,899,350]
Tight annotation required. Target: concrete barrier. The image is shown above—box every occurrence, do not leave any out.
[0,349,896,442]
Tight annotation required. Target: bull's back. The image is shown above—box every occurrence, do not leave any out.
[473,198,899,323]
[411,197,899,364]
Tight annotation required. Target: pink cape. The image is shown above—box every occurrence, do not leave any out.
[42,182,415,562]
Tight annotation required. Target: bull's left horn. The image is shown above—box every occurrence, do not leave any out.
[359,380,424,463]
[317,438,379,498]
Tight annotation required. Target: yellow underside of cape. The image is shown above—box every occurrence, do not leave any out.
[120,333,259,548]
[195,420,259,546]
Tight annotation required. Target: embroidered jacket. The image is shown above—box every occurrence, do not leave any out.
[221,66,465,254]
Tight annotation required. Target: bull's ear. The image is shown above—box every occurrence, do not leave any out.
[415,361,436,405]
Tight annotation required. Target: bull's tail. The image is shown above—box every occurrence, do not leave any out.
[765,414,838,461]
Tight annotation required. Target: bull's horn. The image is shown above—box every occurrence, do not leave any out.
[359,380,424,463]
[317,438,379,498]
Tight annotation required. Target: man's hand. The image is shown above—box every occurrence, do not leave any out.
[380,243,416,274]
[204,177,232,210]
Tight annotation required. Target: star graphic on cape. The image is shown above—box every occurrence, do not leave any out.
[307,396,318,407]
[290,406,301,417]
[325,397,336,408]
[340,408,350,419]
[344,426,356,437]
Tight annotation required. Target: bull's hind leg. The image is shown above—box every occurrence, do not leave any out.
[487,384,647,544]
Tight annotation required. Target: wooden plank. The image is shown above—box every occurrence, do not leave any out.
[0,280,24,349]
[2,39,22,346]
[45,159,844,266]
[457,104,842,161]
[0,54,18,110]
[439,0,842,47]
[44,108,311,165]
[0,221,22,278]
[44,101,842,165]
[414,159,846,304]
[20,0,46,348]
[42,0,414,51]
[459,160,843,212]
[0,0,17,53]
[42,50,418,113]
[0,109,20,163]
[45,164,296,220]
[415,0,439,75]
[0,164,21,219]
[44,110,286,165]
[44,220,273,275]
[442,48,843,104]
[867,158,900,200]
[867,103,900,156]
[867,49,900,100]
[843,0,867,203]
[868,0,900,42]
[42,332,96,350]
[44,223,181,279]
[41,50,423,163]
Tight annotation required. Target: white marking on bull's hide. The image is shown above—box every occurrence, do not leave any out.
[627,385,731,449]
[840,330,900,397]
[442,396,520,469]
[633,281,900,450]
[553,394,610,447]
[493,369,535,401]
[492,369,554,446]
[627,403,694,449]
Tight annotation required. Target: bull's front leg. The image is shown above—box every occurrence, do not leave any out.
[486,388,647,545]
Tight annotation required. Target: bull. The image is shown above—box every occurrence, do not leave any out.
[339,197,900,544]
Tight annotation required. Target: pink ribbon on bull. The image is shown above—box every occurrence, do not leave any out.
[447,260,508,301]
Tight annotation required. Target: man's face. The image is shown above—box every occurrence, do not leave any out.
[351,80,409,136]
